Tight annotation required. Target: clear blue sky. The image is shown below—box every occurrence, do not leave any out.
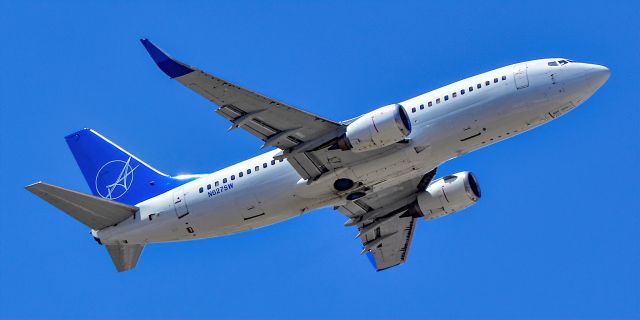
[1,1,638,318]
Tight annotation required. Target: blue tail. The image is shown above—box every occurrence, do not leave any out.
[65,129,195,206]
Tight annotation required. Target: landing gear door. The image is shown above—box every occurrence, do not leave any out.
[173,188,189,219]
[513,64,529,89]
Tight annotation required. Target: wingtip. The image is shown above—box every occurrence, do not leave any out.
[140,38,194,78]
[25,181,43,191]
[139,38,168,64]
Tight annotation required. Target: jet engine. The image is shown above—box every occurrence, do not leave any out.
[336,104,411,153]
[415,171,481,220]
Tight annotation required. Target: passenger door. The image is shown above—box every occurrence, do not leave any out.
[513,64,529,89]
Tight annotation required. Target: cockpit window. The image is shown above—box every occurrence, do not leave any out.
[549,59,574,67]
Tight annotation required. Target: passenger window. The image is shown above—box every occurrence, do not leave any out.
[255,166,259,171]
[436,98,441,104]
[231,175,235,180]
[239,172,243,177]
[461,89,465,95]
[477,83,481,89]
[428,101,433,107]
[411,107,416,113]
[215,181,219,187]
[199,187,203,193]
[263,163,267,168]
[452,92,457,98]
[247,169,251,174]
[444,95,449,101]
[494,78,498,83]
[469,86,473,92]
[271,160,276,165]
[207,184,211,190]
[502,75,506,80]
[419,104,424,110]
[223,178,227,183]
[485,80,490,86]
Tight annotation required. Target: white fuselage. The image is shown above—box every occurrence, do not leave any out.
[95,59,609,244]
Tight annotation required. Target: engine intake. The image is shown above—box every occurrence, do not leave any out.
[337,104,411,153]
[415,171,481,220]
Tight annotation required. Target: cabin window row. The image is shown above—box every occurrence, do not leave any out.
[198,159,284,193]
[411,75,508,113]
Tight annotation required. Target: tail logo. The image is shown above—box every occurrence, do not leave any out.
[95,157,139,200]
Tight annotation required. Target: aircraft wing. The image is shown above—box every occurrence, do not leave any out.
[338,168,437,271]
[140,39,343,179]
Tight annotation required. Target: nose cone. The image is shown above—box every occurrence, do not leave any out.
[583,64,610,90]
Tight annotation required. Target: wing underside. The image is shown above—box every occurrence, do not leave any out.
[339,168,437,271]
[366,213,418,271]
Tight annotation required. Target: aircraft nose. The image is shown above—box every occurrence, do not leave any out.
[582,64,610,90]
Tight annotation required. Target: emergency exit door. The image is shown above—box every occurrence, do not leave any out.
[173,188,189,218]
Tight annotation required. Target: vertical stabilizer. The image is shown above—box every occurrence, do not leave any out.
[65,129,194,206]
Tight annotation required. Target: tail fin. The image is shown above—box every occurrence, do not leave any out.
[106,244,144,272]
[65,129,193,206]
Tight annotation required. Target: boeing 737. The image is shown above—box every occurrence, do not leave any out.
[26,39,609,272]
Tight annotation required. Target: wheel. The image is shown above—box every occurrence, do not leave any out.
[346,192,366,201]
[333,178,354,191]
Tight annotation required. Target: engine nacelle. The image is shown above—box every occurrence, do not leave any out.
[337,104,411,153]
[415,171,481,220]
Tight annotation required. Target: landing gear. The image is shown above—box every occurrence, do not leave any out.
[334,178,365,200]
[334,178,354,191]
[346,192,366,201]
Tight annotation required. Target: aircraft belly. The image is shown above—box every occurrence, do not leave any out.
[189,164,313,237]
[348,144,422,183]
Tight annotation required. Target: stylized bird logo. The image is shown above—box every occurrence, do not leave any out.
[95,157,139,200]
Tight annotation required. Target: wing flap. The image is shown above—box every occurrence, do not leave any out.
[358,210,418,271]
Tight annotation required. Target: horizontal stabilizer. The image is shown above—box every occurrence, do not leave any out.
[25,182,138,230]
[106,244,144,272]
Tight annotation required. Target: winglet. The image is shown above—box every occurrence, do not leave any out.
[140,38,194,78]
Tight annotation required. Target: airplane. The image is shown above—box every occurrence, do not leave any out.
[26,39,609,272]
